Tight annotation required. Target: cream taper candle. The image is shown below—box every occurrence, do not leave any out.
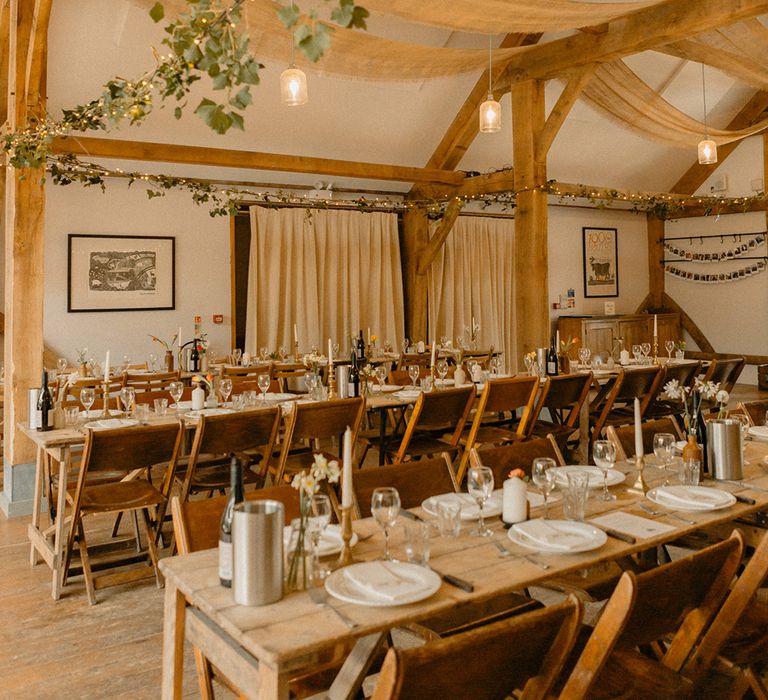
[341,426,353,508]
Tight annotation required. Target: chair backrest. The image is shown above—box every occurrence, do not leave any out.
[606,417,682,462]
[371,596,583,700]
[469,435,564,485]
[229,377,281,395]
[459,348,493,369]
[389,368,432,386]
[352,453,457,518]
[273,362,316,391]
[221,365,272,379]
[396,352,432,371]
[737,399,768,427]
[122,370,180,392]
[614,367,665,412]
[61,376,123,408]
[589,373,626,443]
[171,486,301,554]
[703,357,746,393]
[528,373,593,432]
[661,361,701,391]
[393,387,475,463]
[134,386,192,405]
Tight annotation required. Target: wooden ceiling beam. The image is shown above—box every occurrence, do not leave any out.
[670,90,768,195]
[497,0,768,86]
[50,136,465,186]
[416,197,463,275]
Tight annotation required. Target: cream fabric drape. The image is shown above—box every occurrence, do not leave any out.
[245,207,404,356]
[427,216,516,372]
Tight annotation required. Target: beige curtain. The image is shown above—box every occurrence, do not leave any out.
[427,216,516,372]
[245,207,404,356]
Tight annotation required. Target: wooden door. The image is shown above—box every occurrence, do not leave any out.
[583,321,615,357]
[656,314,681,355]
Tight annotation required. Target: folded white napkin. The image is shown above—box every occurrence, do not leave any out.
[653,486,727,508]
[749,426,768,439]
[394,389,421,400]
[344,562,426,602]
[513,519,593,551]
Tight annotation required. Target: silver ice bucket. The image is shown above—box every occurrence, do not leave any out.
[232,500,284,606]
[337,365,349,398]
[707,418,743,481]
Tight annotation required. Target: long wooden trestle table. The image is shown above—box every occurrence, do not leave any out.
[160,440,768,700]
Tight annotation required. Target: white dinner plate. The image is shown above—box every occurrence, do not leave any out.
[647,485,736,512]
[283,524,357,557]
[325,561,441,607]
[258,392,300,402]
[80,409,121,419]
[552,465,625,489]
[393,389,422,401]
[748,426,768,441]
[422,490,503,521]
[370,384,403,393]
[84,418,139,430]
[184,408,235,418]
[509,518,607,554]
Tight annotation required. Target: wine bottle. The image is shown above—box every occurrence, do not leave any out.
[190,340,200,373]
[546,337,559,376]
[348,351,360,398]
[219,456,244,588]
[356,329,366,365]
[37,369,54,432]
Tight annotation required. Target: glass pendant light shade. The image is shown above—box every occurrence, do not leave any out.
[479,94,502,133]
[280,65,308,106]
[697,138,717,165]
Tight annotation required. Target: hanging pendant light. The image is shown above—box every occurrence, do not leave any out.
[697,63,717,165]
[479,35,501,133]
[280,41,308,106]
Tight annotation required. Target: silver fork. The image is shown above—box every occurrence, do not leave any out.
[492,540,512,558]
[307,586,358,629]
[639,502,696,525]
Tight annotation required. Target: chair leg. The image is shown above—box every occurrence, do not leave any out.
[77,519,97,605]
[193,648,216,700]
[132,511,142,552]
[110,512,123,538]
[747,667,768,700]
[140,508,163,588]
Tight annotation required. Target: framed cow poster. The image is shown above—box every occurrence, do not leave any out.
[582,227,618,298]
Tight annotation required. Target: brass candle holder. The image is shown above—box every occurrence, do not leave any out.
[293,340,300,362]
[334,505,356,569]
[628,453,649,495]
[100,379,112,418]
[327,363,337,399]
[653,335,659,365]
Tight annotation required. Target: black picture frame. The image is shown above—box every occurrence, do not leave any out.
[67,234,176,312]
[582,227,619,298]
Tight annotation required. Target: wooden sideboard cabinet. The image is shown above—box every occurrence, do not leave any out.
[557,313,681,358]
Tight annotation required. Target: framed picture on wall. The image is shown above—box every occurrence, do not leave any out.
[68,234,176,312]
[582,227,618,298]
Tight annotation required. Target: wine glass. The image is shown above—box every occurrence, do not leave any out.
[371,487,400,560]
[578,346,591,368]
[532,458,557,518]
[467,466,494,536]
[308,494,333,581]
[523,354,535,376]
[665,340,675,359]
[57,357,68,377]
[122,354,131,372]
[653,432,675,470]
[489,356,502,376]
[593,440,617,501]
[436,359,449,387]
[80,387,96,416]
[257,373,271,401]
[374,365,387,390]
[168,380,184,412]
[467,360,479,382]
[232,348,242,366]
[219,378,233,405]
[120,386,136,416]
[304,371,318,396]
[730,414,750,452]
[402,337,410,354]
[631,345,642,363]
[278,345,287,361]
[408,364,420,388]
[148,352,157,371]
[259,346,269,361]
[641,342,651,363]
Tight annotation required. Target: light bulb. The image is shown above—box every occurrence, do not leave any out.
[479,94,501,133]
[280,66,308,106]
[697,138,717,165]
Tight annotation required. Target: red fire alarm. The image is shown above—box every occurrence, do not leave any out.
[212,314,224,324]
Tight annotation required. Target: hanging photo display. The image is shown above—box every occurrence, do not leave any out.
[662,232,766,263]
[664,259,767,283]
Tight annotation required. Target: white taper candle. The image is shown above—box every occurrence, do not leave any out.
[341,426,353,508]
[634,397,643,458]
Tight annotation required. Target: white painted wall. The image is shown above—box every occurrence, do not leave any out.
[44,182,232,367]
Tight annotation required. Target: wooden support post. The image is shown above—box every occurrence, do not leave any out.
[401,208,429,343]
[512,80,548,360]
[647,213,665,310]
[763,132,767,231]
[416,198,463,275]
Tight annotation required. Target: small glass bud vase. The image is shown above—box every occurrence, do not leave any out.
[285,516,310,593]
[206,388,218,408]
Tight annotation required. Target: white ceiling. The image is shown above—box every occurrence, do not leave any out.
[46,0,767,195]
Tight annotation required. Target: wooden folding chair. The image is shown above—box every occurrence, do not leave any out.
[133,386,192,405]
[606,417,683,462]
[469,435,564,486]
[456,376,539,484]
[458,347,494,369]
[645,361,701,421]
[121,370,180,392]
[388,367,432,387]
[561,531,744,699]
[396,352,432,371]
[526,372,592,444]
[220,364,272,380]
[702,356,746,392]
[229,377,281,396]
[178,408,282,503]
[62,422,184,604]
[370,596,583,700]
[272,397,365,485]
[273,362,316,392]
[737,399,768,427]
[389,386,475,464]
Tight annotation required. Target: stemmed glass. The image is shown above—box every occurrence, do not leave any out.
[439,335,449,349]
[593,440,617,501]
[653,432,675,470]
[168,381,184,412]
[374,365,388,390]
[631,345,642,363]
[257,373,271,401]
[578,346,591,368]
[665,340,675,359]
[304,371,318,397]
[408,364,420,388]
[523,354,535,376]
[371,487,400,560]
[641,342,651,364]
[122,354,131,372]
[308,494,333,581]
[120,386,136,416]
[57,357,68,377]
[232,348,242,366]
[532,458,557,518]
[80,387,95,416]
[436,359,449,387]
[148,353,157,371]
[219,378,233,405]
[401,338,409,354]
[467,466,494,536]
[260,346,269,361]
[489,356,502,376]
